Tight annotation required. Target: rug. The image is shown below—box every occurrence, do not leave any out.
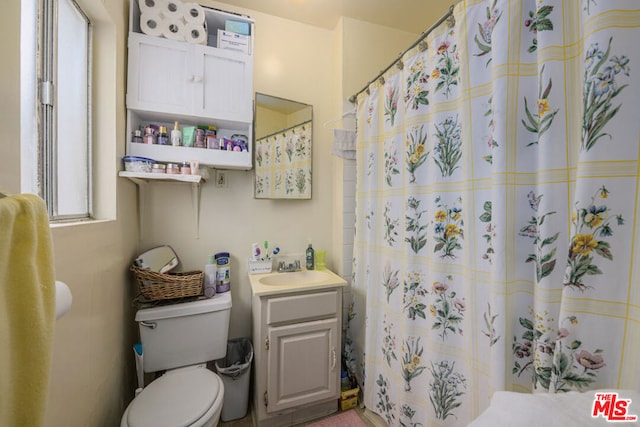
[305,409,368,427]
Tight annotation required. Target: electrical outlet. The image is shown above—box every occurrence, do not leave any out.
[215,170,228,188]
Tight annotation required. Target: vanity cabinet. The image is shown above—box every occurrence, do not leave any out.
[125,1,254,170]
[250,275,346,427]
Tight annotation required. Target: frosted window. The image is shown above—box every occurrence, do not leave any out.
[54,0,91,218]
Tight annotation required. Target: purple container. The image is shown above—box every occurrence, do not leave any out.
[215,252,230,293]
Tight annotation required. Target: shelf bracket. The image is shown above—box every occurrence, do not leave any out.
[119,171,205,241]
[191,182,202,239]
[128,177,148,241]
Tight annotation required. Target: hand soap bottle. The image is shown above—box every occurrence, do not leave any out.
[306,241,315,270]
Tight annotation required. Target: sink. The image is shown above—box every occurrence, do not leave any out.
[258,270,333,286]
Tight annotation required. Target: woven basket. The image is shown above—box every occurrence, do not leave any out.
[131,265,203,301]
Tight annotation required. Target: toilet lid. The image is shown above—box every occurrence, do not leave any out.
[127,368,220,427]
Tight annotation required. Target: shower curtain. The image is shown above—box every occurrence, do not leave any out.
[349,0,640,425]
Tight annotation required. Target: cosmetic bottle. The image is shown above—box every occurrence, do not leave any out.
[171,121,182,146]
[157,126,169,145]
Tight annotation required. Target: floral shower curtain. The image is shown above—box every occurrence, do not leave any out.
[348,0,640,425]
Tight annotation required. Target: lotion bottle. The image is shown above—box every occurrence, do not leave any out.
[171,121,182,146]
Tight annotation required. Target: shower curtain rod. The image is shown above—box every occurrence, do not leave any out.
[348,3,457,104]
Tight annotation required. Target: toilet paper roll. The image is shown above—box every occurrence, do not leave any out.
[162,17,186,41]
[183,3,205,24]
[55,280,72,320]
[139,0,166,14]
[140,12,164,37]
[184,22,207,45]
[161,0,184,19]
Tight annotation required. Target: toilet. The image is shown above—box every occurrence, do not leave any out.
[121,292,232,427]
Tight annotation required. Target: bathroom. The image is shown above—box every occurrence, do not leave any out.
[0,0,441,425]
[5,0,640,426]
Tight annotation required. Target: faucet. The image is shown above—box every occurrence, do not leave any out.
[278,260,301,272]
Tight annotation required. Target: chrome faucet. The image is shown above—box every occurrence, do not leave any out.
[278,260,301,272]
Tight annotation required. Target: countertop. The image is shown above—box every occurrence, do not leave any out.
[248,268,347,297]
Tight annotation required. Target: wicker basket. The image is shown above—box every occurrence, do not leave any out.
[131,265,203,301]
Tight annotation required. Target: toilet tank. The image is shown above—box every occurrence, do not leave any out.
[135,293,232,373]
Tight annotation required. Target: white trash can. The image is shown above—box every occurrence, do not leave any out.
[215,338,253,422]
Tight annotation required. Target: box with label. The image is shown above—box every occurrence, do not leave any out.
[225,20,250,35]
[217,29,251,55]
[340,386,359,411]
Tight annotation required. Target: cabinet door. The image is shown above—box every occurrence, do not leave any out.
[267,318,338,413]
[193,46,253,123]
[127,33,192,115]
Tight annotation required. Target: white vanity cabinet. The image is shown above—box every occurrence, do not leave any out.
[125,2,254,170]
[250,271,347,427]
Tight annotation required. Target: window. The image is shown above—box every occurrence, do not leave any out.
[22,0,92,220]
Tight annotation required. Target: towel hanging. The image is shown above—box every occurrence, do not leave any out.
[331,129,357,160]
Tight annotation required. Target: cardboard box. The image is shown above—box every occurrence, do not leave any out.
[217,29,251,55]
[225,20,250,35]
[340,386,359,411]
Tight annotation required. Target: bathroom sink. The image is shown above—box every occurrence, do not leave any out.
[258,270,333,286]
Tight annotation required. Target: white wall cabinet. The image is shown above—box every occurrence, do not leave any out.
[125,2,254,170]
[127,32,253,124]
[251,284,344,427]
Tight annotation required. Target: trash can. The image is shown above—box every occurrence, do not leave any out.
[215,337,253,422]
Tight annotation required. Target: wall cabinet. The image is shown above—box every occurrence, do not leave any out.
[125,2,254,170]
[251,283,344,427]
[127,32,253,123]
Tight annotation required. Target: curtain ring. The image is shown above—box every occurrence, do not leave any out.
[418,40,428,52]
[396,60,404,70]
[378,76,385,85]
[447,6,456,27]
[447,14,455,28]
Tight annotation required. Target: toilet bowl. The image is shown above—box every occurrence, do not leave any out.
[121,366,224,427]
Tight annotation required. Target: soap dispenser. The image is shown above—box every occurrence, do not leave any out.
[306,241,315,270]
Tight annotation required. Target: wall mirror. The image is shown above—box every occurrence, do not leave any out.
[254,93,313,199]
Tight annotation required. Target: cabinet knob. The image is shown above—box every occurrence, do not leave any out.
[194,75,203,83]
[188,75,195,82]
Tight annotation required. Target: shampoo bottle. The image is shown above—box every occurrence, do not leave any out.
[203,255,216,298]
[306,242,315,270]
[171,121,182,146]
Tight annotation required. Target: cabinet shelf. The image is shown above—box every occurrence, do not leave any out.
[126,138,252,170]
[119,171,207,240]
[118,171,207,183]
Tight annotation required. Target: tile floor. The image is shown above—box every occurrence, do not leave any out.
[219,406,377,427]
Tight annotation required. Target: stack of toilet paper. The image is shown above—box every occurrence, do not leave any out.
[139,0,208,45]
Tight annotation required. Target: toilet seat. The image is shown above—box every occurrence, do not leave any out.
[125,367,222,427]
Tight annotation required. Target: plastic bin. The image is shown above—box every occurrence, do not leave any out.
[215,338,253,422]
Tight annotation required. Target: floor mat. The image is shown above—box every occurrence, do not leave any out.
[305,409,368,427]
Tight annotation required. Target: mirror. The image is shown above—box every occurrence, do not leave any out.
[254,93,313,199]
[134,245,179,273]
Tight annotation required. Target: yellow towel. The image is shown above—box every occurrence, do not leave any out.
[0,194,55,427]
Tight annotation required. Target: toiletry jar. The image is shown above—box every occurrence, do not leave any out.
[123,156,155,173]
